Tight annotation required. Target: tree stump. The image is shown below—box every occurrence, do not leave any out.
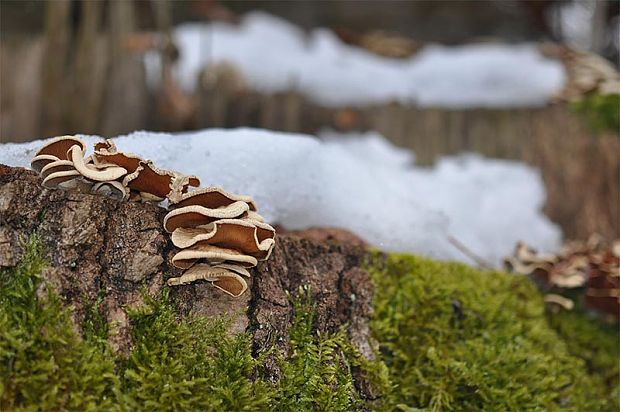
[0,164,376,395]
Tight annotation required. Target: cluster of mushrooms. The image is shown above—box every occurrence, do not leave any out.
[505,237,619,319]
[30,135,276,297]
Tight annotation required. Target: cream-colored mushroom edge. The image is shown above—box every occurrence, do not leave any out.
[30,135,276,297]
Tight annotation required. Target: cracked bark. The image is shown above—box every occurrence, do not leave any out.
[0,164,377,398]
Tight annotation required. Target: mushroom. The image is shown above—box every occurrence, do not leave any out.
[169,186,257,210]
[163,201,251,232]
[93,141,143,174]
[122,160,178,199]
[167,172,201,204]
[42,169,84,189]
[70,145,128,182]
[30,135,86,173]
[170,218,275,259]
[39,159,76,180]
[171,244,258,269]
[31,155,61,174]
[91,181,130,201]
[166,263,248,297]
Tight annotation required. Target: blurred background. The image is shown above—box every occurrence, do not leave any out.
[0,0,618,243]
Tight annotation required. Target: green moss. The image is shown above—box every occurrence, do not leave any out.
[0,238,366,411]
[0,235,118,411]
[369,253,618,411]
[3,238,617,411]
[547,309,620,408]
[273,287,362,411]
[571,93,620,133]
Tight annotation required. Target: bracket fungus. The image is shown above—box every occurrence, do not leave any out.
[164,187,275,297]
[31,135,276,298]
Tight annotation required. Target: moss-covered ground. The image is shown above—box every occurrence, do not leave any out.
[1,238,618,411]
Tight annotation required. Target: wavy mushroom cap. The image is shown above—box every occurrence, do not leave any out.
[42,169,82,188]
[70,145,128,182]
[40,160,75,180]
[170,186,257,211]
[92,181,130,201]
[122,160,177,199]
[31,154,60,174]
[35,135,86,161]
[170,218,275,259]
[94,147,143,174]
[166,264,248,297]
[163,201,250,232]
[171,244,258,269]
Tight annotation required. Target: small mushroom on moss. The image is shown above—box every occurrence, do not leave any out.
[171,244,258,269]
[163,201,251,232]
[166,263,248,297]
[170,218,275,259]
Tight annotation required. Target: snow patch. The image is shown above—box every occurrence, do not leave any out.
[163,11,566,108]
[0,128,561,265]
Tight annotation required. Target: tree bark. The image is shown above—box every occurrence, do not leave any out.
[0,164,375,395]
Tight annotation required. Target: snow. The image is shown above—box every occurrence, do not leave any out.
[0,128,561,265]
[162,11,566,108]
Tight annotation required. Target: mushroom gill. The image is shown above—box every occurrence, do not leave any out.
[166,264,248,297]
[171,244,259,269]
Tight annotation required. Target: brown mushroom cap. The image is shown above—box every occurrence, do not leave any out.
[170,186,257,211]
[170,218,275,259]
[166,263,248,297]
[122,160,177,199]
[94,145,143,174]
[94,139,117,154]
[163,201,250,232]
[70,145,128,182]
[31,154,60,174]
[40,159,75,180]
[35,135,86,160]
[171,244,258,269]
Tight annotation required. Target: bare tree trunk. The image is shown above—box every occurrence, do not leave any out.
[69,0,108,134]
[101,0,148,136]
[41,0,72,136]
[590,0,608,54]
